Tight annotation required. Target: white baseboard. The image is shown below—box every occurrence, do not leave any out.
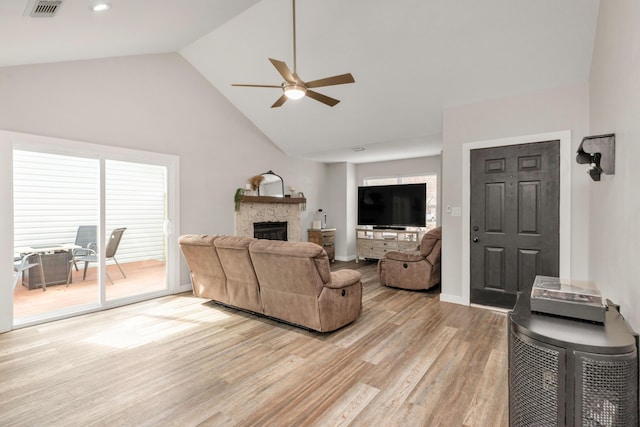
[439,293,468,306]
[470,303,510,314]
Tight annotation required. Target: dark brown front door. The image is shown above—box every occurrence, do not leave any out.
[470,140,560,309]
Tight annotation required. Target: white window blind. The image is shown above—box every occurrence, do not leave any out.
[105,160,166,263]
[13,151,166,264]
[13,151,99,247]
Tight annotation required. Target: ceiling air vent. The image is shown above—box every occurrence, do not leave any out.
[25,0,63,18]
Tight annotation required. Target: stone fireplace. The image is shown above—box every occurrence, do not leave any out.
[235,195,306,242]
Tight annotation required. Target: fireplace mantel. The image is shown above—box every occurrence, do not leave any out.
[241,196,306,204]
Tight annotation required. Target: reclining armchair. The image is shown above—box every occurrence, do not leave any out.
[377,227,441,290]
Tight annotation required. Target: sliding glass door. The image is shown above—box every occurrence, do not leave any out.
[13,150,100,319]
[104,159,168,301]
[12,142,177,326]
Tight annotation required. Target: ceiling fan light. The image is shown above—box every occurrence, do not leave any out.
[284,84,306,100]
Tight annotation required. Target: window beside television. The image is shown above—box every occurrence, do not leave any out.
[360,174,437,231]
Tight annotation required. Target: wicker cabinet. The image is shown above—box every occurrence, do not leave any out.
[22,251,71,289]
[308,228,335,262]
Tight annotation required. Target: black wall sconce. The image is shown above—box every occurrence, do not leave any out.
[576,133,615,181]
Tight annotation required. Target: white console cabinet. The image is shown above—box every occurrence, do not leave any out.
[355,228,424,262]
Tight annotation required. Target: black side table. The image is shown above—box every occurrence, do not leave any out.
[508,292,639,426]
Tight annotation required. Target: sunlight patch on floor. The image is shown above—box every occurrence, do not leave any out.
[82,307,230,349]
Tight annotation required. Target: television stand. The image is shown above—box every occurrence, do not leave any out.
[355,227,424,263]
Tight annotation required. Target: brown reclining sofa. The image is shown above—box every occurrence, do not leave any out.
[179,235,362,332]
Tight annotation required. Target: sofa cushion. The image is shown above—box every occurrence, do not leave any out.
[178,234,227,302]
[326,269,362,289]
[249,240,331,330]
[214,236,262,313]
[420,226,442,257]
[249,240,331,285]
[425,239,442,266]
[383,258,436,290]
[384,250,424,263]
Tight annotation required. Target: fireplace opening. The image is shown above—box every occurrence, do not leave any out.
[254,221,287,241]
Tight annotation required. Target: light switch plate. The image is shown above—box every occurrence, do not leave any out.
[451,207,462,217]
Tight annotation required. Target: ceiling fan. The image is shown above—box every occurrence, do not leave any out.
[232,0,355,108]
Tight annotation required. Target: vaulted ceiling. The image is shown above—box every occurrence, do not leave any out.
[1,0,600,163]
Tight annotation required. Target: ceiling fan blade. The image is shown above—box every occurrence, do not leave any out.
[306,90,340,107]
[269,58,297,83]
[305,73,355,89]
[271,94,288,108]
[231,84,282,88]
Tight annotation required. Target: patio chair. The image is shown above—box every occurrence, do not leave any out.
[13,253,41,290]
[71,225,97,271]
[70,227,127,285]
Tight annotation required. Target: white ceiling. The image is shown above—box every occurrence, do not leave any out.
[1,0,600,164]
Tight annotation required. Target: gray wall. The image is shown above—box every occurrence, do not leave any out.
[326,162,356,261]
[356,156,441,184]
[588,0,640,331]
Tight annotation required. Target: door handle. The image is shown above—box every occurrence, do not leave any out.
[472,237,479,243]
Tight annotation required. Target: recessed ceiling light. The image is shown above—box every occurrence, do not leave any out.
[91,2,111,12]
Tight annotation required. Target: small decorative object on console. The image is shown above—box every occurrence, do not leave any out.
[530,275,607,323]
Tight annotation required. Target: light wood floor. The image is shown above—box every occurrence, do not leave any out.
[0,261,508,426]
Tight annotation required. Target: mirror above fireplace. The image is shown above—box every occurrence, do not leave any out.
[258,170,284,197]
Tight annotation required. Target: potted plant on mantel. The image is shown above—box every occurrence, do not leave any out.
[234,188,244,212]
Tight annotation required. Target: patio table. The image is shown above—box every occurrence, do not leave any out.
[14,244,80,291]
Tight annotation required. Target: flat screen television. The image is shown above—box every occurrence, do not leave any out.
[357,183,426,228]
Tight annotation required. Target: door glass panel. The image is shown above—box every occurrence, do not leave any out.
[13,150,99,321]
[104,160,167,301]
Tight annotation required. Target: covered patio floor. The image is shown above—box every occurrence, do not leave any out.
[13,259,167,319]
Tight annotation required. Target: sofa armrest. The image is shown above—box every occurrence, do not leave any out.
[426,240,442,265]
[326,269,361,289]
[384,250,425,263]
